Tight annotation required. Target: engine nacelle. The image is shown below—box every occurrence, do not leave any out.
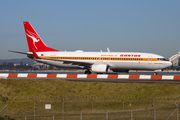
[91,64,108,73]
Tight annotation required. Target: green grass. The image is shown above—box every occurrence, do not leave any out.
[1,79,180,97]
[0,78,180,119]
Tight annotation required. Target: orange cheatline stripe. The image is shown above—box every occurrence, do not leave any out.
[67,74,77,78]
[108,75,118,78]
[47,74,57,78]
[39,56,161,61]
[151,75,162,79]
[129,75,140,79]
[27,74,37,77]
[8,73,18,77]
[87,74,97,78]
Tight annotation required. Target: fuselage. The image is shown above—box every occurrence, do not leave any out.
[30,51,172,71]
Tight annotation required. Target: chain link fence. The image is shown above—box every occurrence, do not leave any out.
[1,95,180,120]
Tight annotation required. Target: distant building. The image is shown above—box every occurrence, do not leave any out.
[14,64,20,66]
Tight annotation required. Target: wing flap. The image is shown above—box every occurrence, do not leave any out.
[56,59,92,67]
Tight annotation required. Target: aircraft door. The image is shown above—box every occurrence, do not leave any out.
[148,56,152,64]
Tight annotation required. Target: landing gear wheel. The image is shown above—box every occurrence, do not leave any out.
[154,72,157,75]
[85,70,91,74]
[125,70,129,74]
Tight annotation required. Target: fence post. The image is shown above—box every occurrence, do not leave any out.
[34,101,35,120]
[151,98,156,120]
[166,102,180,120]
[25,116,26,120]
[177,105,179,120]
[62,99,64,120]
[53,114,54,120]
[154,109,156,120]
[174,102,180,120]
[177,103,179,120]
[90,97,94,120]
[106,112,108,120]
[7,100,9,120]
[80,113,82,120]
[121,98,124,120]
[131,111,133,120]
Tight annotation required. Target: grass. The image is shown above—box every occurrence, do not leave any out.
[1,79,180,97]
[0,78,180,119]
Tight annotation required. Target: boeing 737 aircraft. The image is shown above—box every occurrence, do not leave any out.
[9,21,172,75]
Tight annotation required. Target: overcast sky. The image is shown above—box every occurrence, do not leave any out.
[0,0,180,59]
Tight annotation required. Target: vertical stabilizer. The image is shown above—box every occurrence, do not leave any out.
[23,21,59,52]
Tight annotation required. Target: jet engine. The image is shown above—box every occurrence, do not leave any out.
[91,64,108,73]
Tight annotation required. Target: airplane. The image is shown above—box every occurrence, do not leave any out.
[9,21,172,75]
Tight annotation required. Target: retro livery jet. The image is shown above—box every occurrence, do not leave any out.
[9,21,172,74]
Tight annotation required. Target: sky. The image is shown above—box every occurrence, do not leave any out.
[0,0,180,59]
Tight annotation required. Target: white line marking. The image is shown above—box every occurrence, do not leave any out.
[17,74,28,77]
[37,74,47,78]
[97,75,108,78]
[162,75,174,80]
[118,75,129,79]
[139,75,151,79]
[77,74,87,78]
[56,74,67,78]
[0,73,9,79]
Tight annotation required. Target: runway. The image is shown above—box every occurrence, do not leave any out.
[1,73,180,84]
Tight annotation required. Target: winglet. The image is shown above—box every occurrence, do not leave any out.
[30,47,40,59]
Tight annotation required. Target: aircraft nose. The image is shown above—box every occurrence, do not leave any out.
[166,61,172,67]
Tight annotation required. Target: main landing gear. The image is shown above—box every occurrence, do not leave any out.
[85,69,91,74]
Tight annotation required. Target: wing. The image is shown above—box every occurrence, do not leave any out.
[55,59,93,68]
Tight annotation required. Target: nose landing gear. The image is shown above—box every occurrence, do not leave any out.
[153,72,157,75]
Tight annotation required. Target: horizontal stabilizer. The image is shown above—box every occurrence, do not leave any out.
[8,50,29,55]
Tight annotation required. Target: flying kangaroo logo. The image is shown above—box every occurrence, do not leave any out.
[26,30,40,49]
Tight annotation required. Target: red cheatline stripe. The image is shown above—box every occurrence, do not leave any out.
[47,74,57,78]
[27,74,37,77]
[67,74,77,78]
[8,73,18,77]
[108,75,118,79]
[151,75,162,79]
[174,76,180,80]
[129,75,140,79]
[87,74,97,78]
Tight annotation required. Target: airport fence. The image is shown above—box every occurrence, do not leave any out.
[1,95,180,120]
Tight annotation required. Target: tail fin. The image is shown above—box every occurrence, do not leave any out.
[23,21,59,52]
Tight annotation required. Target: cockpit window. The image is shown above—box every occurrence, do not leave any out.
[157,58,167,61]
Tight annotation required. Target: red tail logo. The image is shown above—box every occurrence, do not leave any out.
[23,21,59,52]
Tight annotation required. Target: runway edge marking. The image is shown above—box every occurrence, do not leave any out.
[0,73,180,80]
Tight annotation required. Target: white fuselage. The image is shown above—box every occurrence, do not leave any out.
[31,51,172,72]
